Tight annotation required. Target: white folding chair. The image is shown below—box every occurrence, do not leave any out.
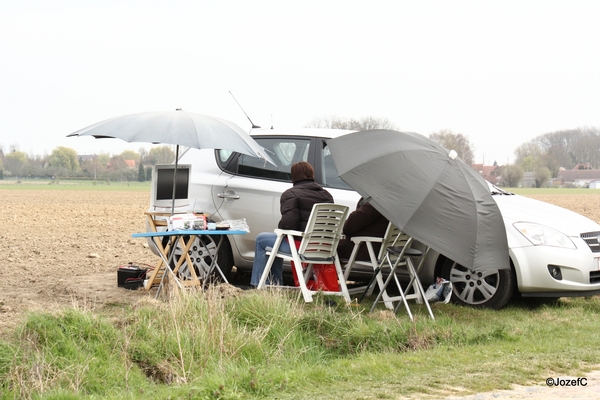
[257,203,351,303]
[343,222,406,309]
[368,232,434,320]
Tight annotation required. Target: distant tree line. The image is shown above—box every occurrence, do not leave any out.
[0,145,175,181]
[514,127,600,176]
[306,115,398,131]
[496,127,600,188]
[307,116,475,164]
[306,115,600,188]
[3,118,598,188]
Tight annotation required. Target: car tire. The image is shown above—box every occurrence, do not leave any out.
[440,258,516,309]
[171,235,235,283]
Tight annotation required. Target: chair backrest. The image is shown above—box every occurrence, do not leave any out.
[378,222,413,260]
[297,203,349,262]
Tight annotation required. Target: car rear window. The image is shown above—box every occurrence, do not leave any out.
[217,138,311,182]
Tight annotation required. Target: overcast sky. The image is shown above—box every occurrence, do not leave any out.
[1,0,599,165]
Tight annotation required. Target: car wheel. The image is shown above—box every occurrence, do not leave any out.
[172,235,229,283]
[440,258,516,309]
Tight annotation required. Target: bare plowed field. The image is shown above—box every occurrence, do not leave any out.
[0,189,157,336]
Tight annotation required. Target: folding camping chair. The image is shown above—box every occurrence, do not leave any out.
[342,222,406,309]
[367,231,435,320]
[257,203,352,303]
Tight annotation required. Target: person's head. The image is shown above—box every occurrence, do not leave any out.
[291,161,315,183]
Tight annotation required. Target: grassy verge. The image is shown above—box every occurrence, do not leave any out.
[1,289,599,399]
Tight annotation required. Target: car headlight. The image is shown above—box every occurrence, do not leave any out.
[513,222,576,249]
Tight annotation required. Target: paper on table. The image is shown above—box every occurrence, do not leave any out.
[220,219,250,232]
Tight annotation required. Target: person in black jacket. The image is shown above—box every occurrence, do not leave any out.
[336,197,389,261]
[250,161,334,287]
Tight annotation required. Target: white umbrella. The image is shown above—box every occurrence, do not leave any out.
[68,109,273,161]
[68,109,275,214]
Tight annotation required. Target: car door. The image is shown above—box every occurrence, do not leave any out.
[210,136,313,263]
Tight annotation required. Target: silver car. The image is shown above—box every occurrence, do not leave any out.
[148,128,600,309]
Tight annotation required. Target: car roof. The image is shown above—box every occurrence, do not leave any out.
[248,127,355,139]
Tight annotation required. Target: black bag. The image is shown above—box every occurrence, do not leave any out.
[117,264,147,290]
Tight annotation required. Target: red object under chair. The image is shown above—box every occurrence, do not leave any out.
[291,240,340,292]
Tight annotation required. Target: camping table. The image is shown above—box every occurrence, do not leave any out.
[143,211,187,289]
[132,229,247,297]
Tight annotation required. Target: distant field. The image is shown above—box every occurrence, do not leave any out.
[510,187,600,195]
[1,180,599,195]
[0,179,151,191]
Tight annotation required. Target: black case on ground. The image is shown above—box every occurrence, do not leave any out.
[117,265,147,290]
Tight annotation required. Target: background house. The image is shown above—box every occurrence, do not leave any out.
[107,158,136,171]
[472,163,501,185]
[589,180,600,189]
[557,164,600,187]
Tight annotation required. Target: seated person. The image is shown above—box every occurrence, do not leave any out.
[250,161,334,287]
[337,197,390,261]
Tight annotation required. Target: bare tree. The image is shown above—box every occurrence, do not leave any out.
[138,147,148,162]
[573,127,600,167]
[305,115,398,131]
[305,115,345,129]
[352,116,398,130]
[429,129,475,165]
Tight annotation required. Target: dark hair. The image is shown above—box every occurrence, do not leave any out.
[291,161,315,183]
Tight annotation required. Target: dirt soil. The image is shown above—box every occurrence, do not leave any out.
[2,188,600,398]
[0,189,159,336]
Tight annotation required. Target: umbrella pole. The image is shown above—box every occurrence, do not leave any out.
[171,145,180,216]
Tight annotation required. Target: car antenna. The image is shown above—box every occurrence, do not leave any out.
[271,114,274,129]
[229,90,260,129]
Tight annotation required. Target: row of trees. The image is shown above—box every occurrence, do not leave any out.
[307,116,600,187]
[478,127,600,188]
[0,145,176,181]
[514,127,600,174]
[3,117,599,187]
[307,116,476,165]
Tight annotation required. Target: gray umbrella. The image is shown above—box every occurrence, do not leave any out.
[327,129,509,272]
[68,109,275,214]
